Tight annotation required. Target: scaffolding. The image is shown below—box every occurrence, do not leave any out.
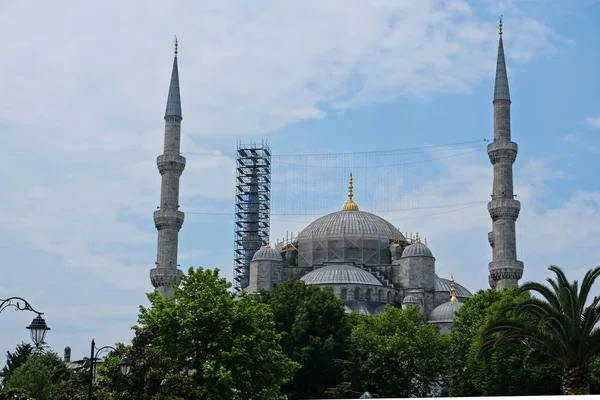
[233,142,271,292]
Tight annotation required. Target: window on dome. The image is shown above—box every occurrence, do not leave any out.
[340,288,348,300]
[378,290,383,302]
[354,288,360,300]
[366,289,372,301]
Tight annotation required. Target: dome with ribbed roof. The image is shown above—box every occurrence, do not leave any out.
[300,211,403,239]
[429,300,464,323]
[301,264,382,286]
[434,276,472,298]
[402,295,420,304]
[252,244,282,262]
[299,174,405,240]
[401,235,433,258]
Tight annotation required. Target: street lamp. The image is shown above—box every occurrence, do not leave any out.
[1,297,50,347]
[160,378,170,394]
[87,338,131,400]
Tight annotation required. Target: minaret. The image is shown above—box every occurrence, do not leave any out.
[150,38,185,298]
[487,18,523,290]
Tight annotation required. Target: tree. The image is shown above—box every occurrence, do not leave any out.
[99,267,299,399]
[258,280,351,400]
[2,343,33,381]
[332,306,448,398]
[447,286,562,396]
[0,388,33,400]
[481,266,600,395]
[3,356,53,400]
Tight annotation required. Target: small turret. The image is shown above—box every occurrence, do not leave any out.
[392,233,436,291]
[248,241,283,293]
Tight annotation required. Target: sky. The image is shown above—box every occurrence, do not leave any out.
[0,0,599,363]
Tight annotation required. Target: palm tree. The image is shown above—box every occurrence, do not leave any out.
[480,265,600,395]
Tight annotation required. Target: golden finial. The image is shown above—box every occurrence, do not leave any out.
[414,232,421,244]
[174,36,179,56]
[265,240,271,248]
[499,16,503,36]
[450,274,458,302]
[341,173,359,211]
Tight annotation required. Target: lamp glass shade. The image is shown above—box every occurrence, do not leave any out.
[26,315,50,346]
[120,356,132,375]
[160,378,170,394]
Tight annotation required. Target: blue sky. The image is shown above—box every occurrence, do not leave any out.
[0,0,599,362]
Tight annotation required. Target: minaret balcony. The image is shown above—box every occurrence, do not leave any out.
[487,198,520,221]
[488,260,524,281]
[487,140,517,164]
[150,267,183,288]
[157,154,186,175]
[153,209,185,230]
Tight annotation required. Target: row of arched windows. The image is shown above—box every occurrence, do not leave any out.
[339,287,393,303]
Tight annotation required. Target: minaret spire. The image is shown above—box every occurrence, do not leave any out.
[487,19,523,290]
[150,39,186,299]
[341,173,359,211]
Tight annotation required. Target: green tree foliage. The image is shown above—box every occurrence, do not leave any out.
[99,267,299,400]
[448,286,562,396]
[591,358,600,394]
[481,266,600,395]
[258,280,351,400]
[2,343,33,380]
[3,356,53,400]
[0,388,33,400]
[332,306,448,398]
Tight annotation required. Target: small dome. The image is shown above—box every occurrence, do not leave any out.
[402,295,419,303]
[301,264,382,286]
[429,300,464,323]
[251,244,282,262]
[401,237,434,258]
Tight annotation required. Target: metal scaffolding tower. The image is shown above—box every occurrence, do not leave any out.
[233,142,271,292]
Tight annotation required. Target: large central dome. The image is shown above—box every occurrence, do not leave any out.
[299,173,404,240]
[299,210,403,239]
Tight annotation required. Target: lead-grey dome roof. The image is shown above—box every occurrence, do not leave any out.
[435,276,472,298]
[301,264,382,286]
[429,300,464,323]
[252,245,282,262]
[299,210,404,239]
[402,295,420,303]
[401,241,434,258]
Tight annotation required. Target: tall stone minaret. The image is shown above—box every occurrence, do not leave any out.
[487,18,523,290]
[150,38,185,298]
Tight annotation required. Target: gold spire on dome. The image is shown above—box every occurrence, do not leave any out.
[499,16,503,36]
[414,232,421,244]
[450,274,458,302]
[265,240,271,248]
[174,36,179,56]
[341,173,359,211]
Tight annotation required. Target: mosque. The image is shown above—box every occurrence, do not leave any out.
[149,20,523,333]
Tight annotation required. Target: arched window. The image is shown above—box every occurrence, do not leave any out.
[366,289,372,301]
[378,290,383,302]
[340,288,347,300]
[387,291,392,303]
[354,288,360,300]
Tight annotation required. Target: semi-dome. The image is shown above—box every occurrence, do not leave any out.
[252,243,282,262]
[429,300,464,323]
[299,174,404,240]
[301,264,382,286]
[401,235,433,258]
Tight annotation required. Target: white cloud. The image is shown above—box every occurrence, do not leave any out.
[0,0,572,362]
[585,116,600,130]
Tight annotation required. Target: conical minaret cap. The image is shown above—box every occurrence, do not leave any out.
[165,36,182,119]
[493,17,510,102]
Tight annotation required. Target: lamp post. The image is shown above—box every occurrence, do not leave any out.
[87,338,131,400]
[0,297,50,347]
